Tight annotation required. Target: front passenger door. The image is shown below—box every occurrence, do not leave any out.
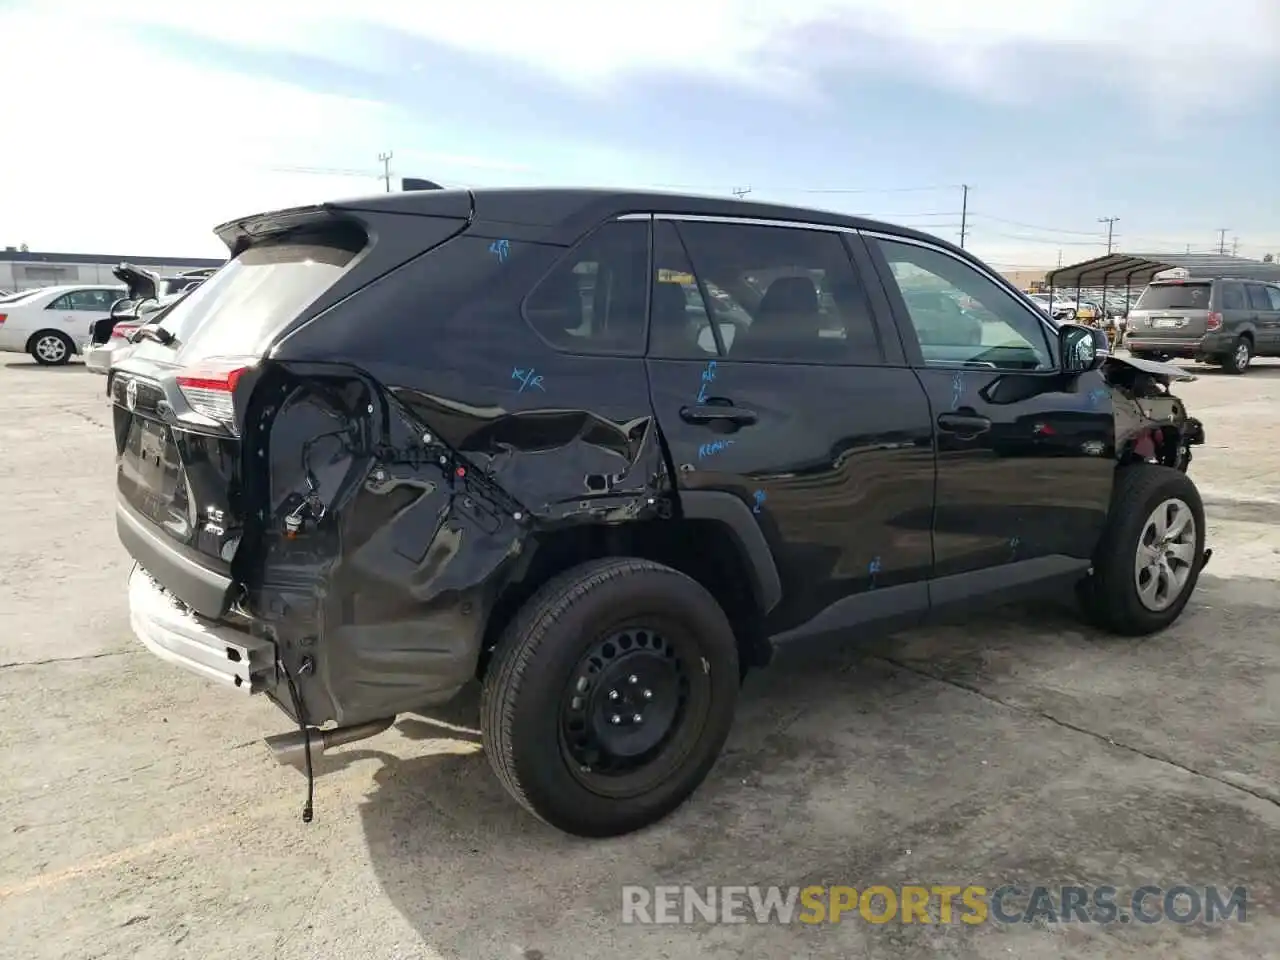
[862,233,1113,597]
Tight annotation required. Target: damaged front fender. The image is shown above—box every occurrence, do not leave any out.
[1102,355,1205,470]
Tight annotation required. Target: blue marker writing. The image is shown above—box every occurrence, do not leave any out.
[489,239,511,263]
[698,439,735,459]
[1087,387,1108,409]
[1009,536,1020,559]
[869,556,882,589]
[696,360,717,403]
[751,489,766,514]
[512,367,545,392]
[951,371,964,410]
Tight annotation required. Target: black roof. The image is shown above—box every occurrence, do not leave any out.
[0,249,225,269]
[220,187,966,259]
[1046,252,1280,288]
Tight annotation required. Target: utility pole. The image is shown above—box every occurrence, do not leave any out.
[1186,243,1191,254]
[1217,228,1229,254]
[378,151,394,192]
[731,186,752,199]
[1098,216,1119,254]
[959,184,970,249]
[1232,236,1239,256]
[1057,249,1063,267]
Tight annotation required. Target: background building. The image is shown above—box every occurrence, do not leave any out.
[0,248,225,292]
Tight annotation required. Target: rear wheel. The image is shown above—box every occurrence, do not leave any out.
[481,557,740,837]
[1077,464,1205,636]
[30,331,73,366]
[1220,336,1252,374]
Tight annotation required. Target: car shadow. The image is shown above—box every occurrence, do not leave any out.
[348,574,1275,956]
[2,360,87,371]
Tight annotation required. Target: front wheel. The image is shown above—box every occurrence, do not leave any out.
[481,557,740,837]
[1077,464,1206,636]
[30,331,74,366]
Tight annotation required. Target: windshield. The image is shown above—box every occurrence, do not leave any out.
[158,236,362,360]
[1135,282,1211,311]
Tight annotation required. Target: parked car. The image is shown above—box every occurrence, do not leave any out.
[83,265,206,375]
[112,188,1210,838]
[0,283,125,364]
[1125,275,1280,373]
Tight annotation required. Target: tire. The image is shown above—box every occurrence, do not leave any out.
[1219,336,1252,374]
[29,331,74,366]
[481,557,740,837]
[1077,464,1206,636]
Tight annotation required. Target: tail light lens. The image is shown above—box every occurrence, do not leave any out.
[1206,312,1223,331]
[111,323,139,340]
[0,314,7,327]
[176,361,251,431]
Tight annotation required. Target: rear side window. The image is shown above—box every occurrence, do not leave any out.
[160,233,363,361]
[1135,283,1210,310]
[1220,283,1245,310]
[1267,286,1280,311]
[524,220,649,356]
[1246,284,1272,310]
[670,221,883,364]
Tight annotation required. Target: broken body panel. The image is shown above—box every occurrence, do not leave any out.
[110,188,1206,740]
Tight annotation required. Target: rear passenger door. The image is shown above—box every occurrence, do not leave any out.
[1264,285,1280,354]
[644,215,936,641]
[861,232,1113,598]
[1245,283,1279,353]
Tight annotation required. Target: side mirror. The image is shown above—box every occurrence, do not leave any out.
[1059,322,1106,374]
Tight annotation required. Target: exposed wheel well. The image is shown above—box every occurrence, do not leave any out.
[1239,330,1254,345]
[477,519,769,681]
[1119,425,1184,469]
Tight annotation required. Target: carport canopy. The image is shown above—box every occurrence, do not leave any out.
[1046,252,1280,290]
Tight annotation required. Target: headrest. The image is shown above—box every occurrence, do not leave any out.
[759,276,819,318]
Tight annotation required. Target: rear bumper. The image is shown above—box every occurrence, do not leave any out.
[84,343,117,374]
[116,496,233,619]
[1124,332,1232,354]
[129,565,276,693]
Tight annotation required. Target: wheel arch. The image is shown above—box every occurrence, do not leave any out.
[476,496,782,680]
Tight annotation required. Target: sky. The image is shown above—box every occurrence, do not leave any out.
[1,0,1278,271]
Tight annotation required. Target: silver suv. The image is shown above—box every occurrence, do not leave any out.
[1125,276,1280,374]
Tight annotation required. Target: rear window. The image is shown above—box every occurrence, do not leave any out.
[159,233,363,360]
[1135,282,1210,311]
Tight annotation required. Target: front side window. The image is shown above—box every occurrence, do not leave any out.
[669,221,883,364]
[873,238,1052,371]
[524,219,649,356]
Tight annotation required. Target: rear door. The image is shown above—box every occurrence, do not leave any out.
[1244,282,1278,352]
[861,231,1112,599]
[1265,285,1280,353]
[1129,280,1213,341]
[644,215,935,640]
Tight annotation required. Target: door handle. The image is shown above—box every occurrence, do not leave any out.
[937,412,991,435]
[680,405,758,426]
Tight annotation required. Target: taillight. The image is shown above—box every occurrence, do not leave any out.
[1206,312,1223,331]
[176,362,251,429]
[0,314,7,327]
[111,323,139,340]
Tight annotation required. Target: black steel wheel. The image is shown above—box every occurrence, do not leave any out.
[481,557,739,837]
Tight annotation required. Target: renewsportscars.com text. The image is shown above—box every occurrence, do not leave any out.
[621,884,1247,926]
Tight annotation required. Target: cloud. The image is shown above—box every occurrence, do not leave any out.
[69,0,1280,112]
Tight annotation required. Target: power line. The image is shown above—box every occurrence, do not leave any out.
[967,213,1105,237]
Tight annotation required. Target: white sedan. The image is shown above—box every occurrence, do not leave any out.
[0,284,125,365]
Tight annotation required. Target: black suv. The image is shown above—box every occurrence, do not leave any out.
[109,188,1209,837]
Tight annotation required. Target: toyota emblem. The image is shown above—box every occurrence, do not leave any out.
[125,379,138,412]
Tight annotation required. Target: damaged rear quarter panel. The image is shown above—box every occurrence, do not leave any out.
[254,233,670,726]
